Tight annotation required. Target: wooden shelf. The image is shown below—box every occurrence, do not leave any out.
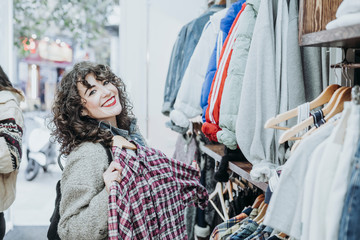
[300,24,360,48]
[199,144,268,191]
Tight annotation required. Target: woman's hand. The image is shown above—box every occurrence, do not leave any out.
[103,161,123,193]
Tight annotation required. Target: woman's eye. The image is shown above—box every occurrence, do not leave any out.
[104,80,110,85]
[89,90,96,96]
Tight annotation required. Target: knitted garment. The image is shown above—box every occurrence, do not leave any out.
[108,144,209,239]
[0,118,23,171]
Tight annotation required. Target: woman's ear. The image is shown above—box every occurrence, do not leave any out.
[81,109,89,117]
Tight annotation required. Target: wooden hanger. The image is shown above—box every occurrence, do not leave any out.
[112,135,137,150]
[264,84,340,130]
[233,177,246,190]
[291,87,352,152]
[257,200,265,212]
[215,0,226,5]
[253,203,268,223]
[251,194,265,209]
[278,86,347,144]
[289,88,350,152]
[257,214,266,224]
[256,208,268,224]
[324,87,351,121]
[209,182,229,221]
[222,180,234,202]
[277,232,288,238]
[291,117,341,153]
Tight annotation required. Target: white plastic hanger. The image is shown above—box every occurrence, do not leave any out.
[209,182,229,221]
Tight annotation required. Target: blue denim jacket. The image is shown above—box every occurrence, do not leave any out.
[162,4,225,116]
[99,118,147,147]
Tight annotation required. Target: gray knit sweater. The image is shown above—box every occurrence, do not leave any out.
[58,142,109,240]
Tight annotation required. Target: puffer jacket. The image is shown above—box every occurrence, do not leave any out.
[217,0,261,149]
[202,1,247,142]
[169,8,227,131]
[200,0,245,123]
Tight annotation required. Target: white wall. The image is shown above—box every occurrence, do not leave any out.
[0,0,14,232]
[119,0,207,155]
[0,0,14,82]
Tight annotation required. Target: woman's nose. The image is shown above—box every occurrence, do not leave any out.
[100,86,111,97]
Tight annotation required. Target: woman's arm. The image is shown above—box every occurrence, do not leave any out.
[58,142,109,240]
[0,92,23,173]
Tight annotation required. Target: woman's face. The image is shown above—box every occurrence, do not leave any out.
[77,73,122,127]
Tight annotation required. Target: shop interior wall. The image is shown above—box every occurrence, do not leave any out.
[119,0,207,155]
[0,0,14,83]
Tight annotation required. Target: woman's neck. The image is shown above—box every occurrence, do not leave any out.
[101,118,118,129]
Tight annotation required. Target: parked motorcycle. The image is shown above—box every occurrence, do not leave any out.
[25,115,57,181]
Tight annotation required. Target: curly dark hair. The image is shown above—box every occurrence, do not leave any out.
[51,61,134,156]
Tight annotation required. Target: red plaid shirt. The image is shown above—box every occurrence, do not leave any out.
[108,144,208,239]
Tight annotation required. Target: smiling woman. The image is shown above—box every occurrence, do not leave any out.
[50,61,148,239]
[78,73,123,127]
[51,61,139,156]
[50,61,207,239]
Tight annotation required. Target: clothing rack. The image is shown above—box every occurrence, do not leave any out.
[199,143,268,191]
[331,63,360,69]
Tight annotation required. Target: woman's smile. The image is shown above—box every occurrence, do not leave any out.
[102,96,116,107]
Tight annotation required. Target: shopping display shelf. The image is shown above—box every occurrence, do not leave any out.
[199,143,268,191]
[299,24,360,48]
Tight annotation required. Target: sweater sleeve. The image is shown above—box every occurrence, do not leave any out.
[0,92,23,174]
[58,143,110,240]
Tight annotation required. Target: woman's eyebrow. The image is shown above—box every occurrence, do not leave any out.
[84,85,95,95]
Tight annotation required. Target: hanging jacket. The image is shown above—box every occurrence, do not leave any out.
[235,0,306,182]
[217,0,261,150]
[162,5,225,116]
[202,2,247,142]
[0,90,23,212]
[169,9,227,131]
[108,144,208,239]
[200,0,245,123]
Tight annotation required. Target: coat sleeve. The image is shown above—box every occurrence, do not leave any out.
[217,1,259,150]
[170,10,227,130]
[162,25,188,116]
[0,93,23,174]
[58,143,110,240]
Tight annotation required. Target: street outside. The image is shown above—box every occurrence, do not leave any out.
[4,111,61,240]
